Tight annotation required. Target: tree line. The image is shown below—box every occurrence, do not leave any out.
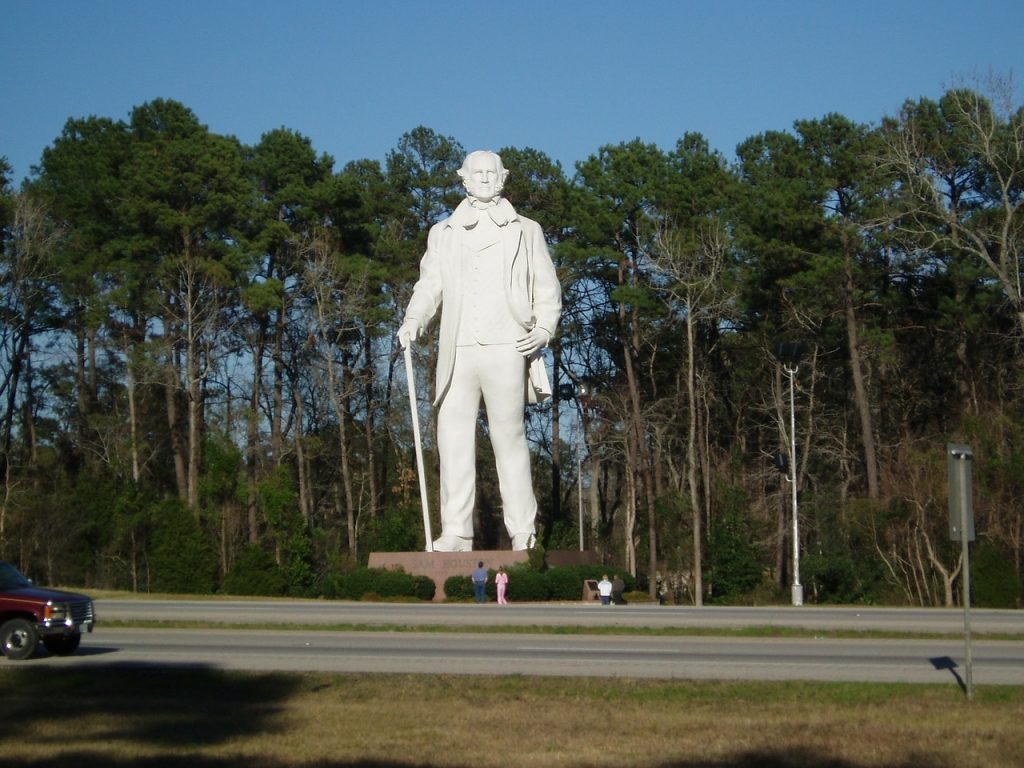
[1,79,1021,606]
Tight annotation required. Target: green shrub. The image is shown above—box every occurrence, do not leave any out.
[318,571,343,599]
[527,541,546,572]
[506,564,550,601]
[706,500,763,603]
[222,545,288,596]
[800,499,888,604]
[545,566,586,600]
[363,506,423,553]
[255,467,315,598]
[375,568,434,600]
[443,574,474,601]
[334,566,434,600]
[339,567,376,600]
[973,541,1020,608]
[412,574,436,601]
[368,568,408,598]
[147,498,217,594]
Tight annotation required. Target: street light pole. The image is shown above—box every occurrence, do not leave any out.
[774,342,803,607]
[785,361,802,606]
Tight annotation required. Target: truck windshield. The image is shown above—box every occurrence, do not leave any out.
[0,562,32,589]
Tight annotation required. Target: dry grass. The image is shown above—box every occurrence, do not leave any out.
[1,667,1021,768]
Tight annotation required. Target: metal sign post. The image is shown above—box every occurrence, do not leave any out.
[947,443,975,698]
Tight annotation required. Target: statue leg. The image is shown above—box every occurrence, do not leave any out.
[435,348,481,549]
[480,346,537,549]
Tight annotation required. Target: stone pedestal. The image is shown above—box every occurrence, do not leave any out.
[367,549,598,601]
[368,550,526,601]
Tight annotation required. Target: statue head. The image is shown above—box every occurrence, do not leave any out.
[458,150,509,203]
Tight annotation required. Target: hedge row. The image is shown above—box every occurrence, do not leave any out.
[319,566,436,601]
[221,551,640,602]
[444,564,637,602]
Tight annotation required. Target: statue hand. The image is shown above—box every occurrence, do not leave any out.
[515,326,550,357]
[397,319,422,349]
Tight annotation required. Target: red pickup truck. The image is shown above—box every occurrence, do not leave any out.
[0,560,95,660]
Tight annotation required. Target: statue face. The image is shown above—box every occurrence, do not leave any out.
[461,152,504,202]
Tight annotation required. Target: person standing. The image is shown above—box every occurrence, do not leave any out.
[611,574,626,605]
[472,561,488,604]
[495,566,509,605]
[398,150,561,552]
[597,574,613,606]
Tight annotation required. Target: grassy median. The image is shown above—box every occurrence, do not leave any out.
[1,667,1021,767]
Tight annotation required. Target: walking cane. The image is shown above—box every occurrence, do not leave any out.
[403,343,434,551]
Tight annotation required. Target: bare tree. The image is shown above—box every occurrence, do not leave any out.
[650,217,735,605]
[0,192,61,550]
[300,229,375,555]
[874,444,960,606]
[159,244,234,513]
[882,75,1024,336]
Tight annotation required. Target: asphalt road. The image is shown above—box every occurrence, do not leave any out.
[14,600,1022,685]
[22,627,1020,684]
[95,599,1023,633]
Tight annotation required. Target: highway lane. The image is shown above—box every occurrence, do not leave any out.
[95,599,1024,634]
[21,627,1024,684]
[30,600,1014,684]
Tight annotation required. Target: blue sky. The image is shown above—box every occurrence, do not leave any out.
[3,1,1022,185]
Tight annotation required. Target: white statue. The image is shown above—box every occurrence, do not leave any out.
[398,150,562,551]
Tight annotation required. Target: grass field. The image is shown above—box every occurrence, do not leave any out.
[1,666,1021,768]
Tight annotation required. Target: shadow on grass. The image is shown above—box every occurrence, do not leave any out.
[0,754,933,768]
[0,666,944,768]
[929,655,967,694]
[0,663,300,749]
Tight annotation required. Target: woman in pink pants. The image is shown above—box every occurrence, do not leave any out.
[495,566,509,605]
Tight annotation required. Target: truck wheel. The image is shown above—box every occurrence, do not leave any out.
[1,618,40,660]
[43,633,81,656]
